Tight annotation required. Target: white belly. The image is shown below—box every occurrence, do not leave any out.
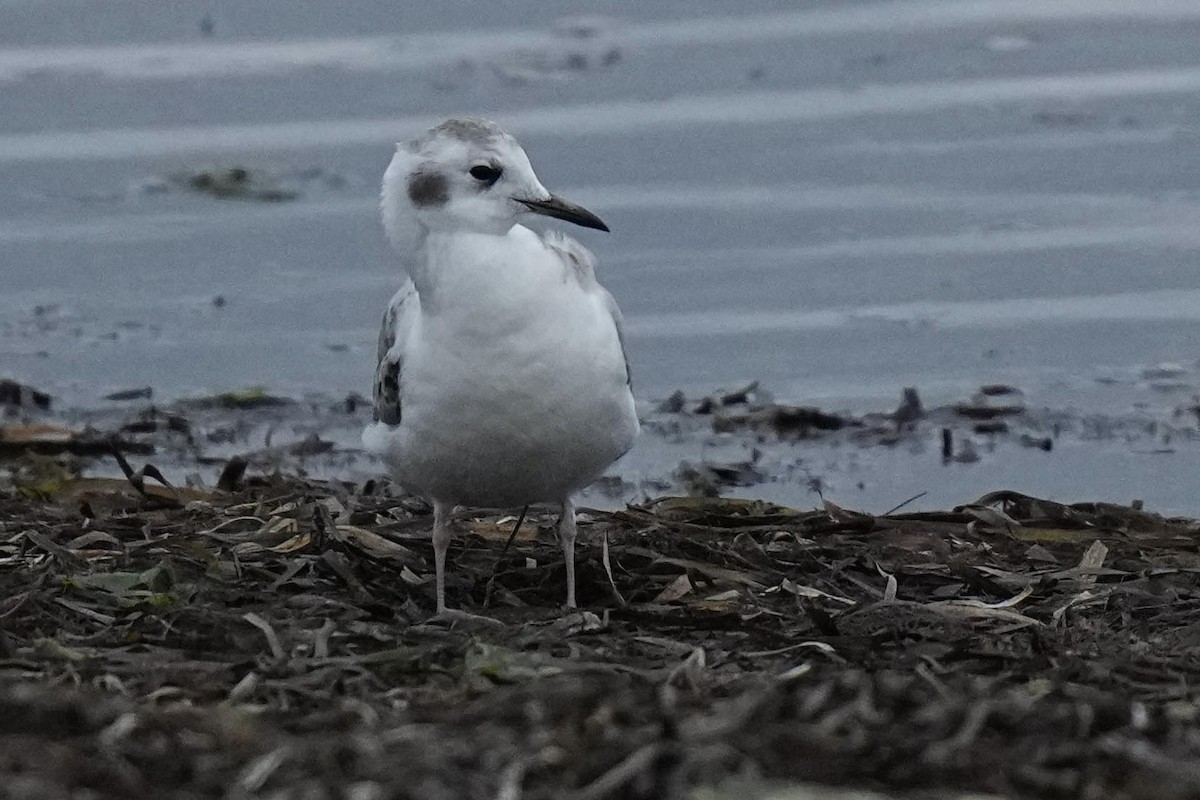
[368,275,638,507]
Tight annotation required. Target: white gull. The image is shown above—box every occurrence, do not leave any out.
[363,117,639,617]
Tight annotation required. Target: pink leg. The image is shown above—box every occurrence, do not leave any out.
[559,499,578,609]
[431,501,454,615]
[429,502,501,626]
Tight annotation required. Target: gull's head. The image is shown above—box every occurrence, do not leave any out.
[381,117,608,244]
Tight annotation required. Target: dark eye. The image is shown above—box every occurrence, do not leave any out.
[469,164,503,185]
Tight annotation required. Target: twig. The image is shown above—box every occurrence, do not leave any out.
[237,746,291,793]
[312,502,337,551]
[243,612,285,660]
[22,529,87,569]
[571,742,662,800]
[109,442,175,500]
[313,619,336,659]
[321,550,375,604]
[0,570,47,619]
[602,530,626,606]
[884,491,928,516]
[483,505,528,609]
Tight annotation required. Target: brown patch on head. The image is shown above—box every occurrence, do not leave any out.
[404,117,508,157]
[435,117,505,145]
[406,171,449,208]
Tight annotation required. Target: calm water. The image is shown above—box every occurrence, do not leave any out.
[3,0,1200,512]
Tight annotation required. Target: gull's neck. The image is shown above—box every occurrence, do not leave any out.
[421,226,548,315]
[380,159,425,282]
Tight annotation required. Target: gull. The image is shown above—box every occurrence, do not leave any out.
[363,118,639,617]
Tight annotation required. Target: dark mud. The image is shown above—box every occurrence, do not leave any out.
[3,459,1200,799]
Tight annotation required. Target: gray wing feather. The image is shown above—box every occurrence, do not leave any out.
[601,288,632,388]
[372,281,416,425]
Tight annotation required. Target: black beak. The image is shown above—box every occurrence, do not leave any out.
[516,194,610,232]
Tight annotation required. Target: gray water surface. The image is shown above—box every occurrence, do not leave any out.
[4,0,1200,513]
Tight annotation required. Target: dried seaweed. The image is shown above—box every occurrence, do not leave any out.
[2,474,1200,799]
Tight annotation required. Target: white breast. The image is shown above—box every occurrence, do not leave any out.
[368,225,638,507]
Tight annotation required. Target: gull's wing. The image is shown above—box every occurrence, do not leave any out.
[542,230,631,388]
[601,287,632,387]
[372,280,417,426]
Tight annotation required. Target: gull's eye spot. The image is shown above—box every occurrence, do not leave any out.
[407,171,449,208]
[469,164,503,186]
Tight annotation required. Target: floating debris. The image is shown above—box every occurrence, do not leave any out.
[892,386,924,429]
[694,381,764,414]
[156,165,350,203]
[675,458,766,497]
[120,407,190,436]
[954,384,1025,420]
[1141,362,1190,381]
[1019,434,1054,451]
[0,379,51,411]
[657,389,686,414]
[713,404,851,438]
[177,386,293,411]
[183,166,298,202]
[104,386,153,402]
[657,382,850,439]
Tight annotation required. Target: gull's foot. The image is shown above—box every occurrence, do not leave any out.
[430,607,504,628]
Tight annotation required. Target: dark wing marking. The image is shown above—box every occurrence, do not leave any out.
[372,281,416,425]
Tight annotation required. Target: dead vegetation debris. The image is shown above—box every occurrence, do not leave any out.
[158,165,347,203]
[662,383,1040,443]
[176,387,293,411]
[103,386,154,402]
[0,425,153,459]
[0,385,346,487]
[0,379,51,411]
[2,468,1200,799]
